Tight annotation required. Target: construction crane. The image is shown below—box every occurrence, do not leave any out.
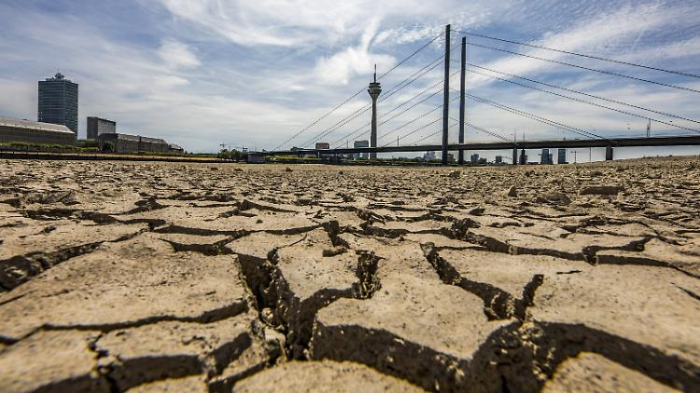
[219,143,248,152]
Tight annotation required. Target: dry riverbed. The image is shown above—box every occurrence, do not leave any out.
[0,158,698,392]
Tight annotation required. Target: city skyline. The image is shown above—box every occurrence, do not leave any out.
[1,1,700,157]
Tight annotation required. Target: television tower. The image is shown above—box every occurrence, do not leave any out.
[368,65,382,160]
[646,119,651,138]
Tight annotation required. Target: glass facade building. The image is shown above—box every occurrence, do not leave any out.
[558,148,567,164]
[540,149,553,164]
[38,73,78,136]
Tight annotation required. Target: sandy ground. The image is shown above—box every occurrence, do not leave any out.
[0,158,698,392]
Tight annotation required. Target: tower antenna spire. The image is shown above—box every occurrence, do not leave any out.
[374,64,377,83]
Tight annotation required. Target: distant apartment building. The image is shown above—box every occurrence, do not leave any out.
[540,149,553,164]
[87,117,116,139]
[519,149,528,165]
[423,151,437,161]
[470,153,479,164]
[353,140,370,159]
[0,116,76,146]
[38,73,78,136]
[315,142,330,150]
[558,148,567,164]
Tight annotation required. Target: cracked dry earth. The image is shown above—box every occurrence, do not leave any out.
[0,158,699,393]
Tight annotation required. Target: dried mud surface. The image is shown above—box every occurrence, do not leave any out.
[0,158,699,392]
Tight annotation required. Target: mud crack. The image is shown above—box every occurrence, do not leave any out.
[421,243,543,321]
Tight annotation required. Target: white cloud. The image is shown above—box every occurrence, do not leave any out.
[315,48,395,85]
[314,20,396,85]
[621,36,700,64]
[1,0,700,155]
[152,75,191,88]
[158,0,374,47]
[156,0,502,48]
[0,3,325,150]
[464,3,688,90]
[158,39,200,69]
[372,7,497,47]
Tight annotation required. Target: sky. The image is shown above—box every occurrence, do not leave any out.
[1,0,700,159]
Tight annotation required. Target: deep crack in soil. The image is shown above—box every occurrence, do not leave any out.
[0,158,699,392]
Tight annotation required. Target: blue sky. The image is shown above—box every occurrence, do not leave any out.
[1,0,700,159]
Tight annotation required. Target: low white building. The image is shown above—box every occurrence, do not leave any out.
[0,116,75,146]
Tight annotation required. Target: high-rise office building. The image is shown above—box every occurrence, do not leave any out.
[519,149,528,165]
[557,148,567,164]
[87,117,116,139]
[38,73,78,136]
[470,153,479,164]
[540,149,553,165]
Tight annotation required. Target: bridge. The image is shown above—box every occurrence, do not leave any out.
[262,25,700,165]
[262,134,700,162]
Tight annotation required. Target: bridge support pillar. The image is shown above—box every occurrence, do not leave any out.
[606,145,614,161]
[458,36,466,165]
[441,24,451,165]
[512,148,518,165]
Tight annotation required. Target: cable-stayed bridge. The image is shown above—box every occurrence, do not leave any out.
[262,25,700,164]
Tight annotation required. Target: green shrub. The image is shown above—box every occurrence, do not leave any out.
[102,141,115,152]
[217,149,247,161]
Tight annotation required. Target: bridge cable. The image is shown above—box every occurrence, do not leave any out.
[381,118,441,148]
[378,100,444,142]
[466,67,700,134]
[272,32,442,151]
[303,54,447,148]
[342,71,462,146]
[455,31,700,79]
[463,92,609,141]
[466,63,700,126]
[272,88,365,151]
[465,42,700,94]
[328,44,462,148]
[448,115,512,143]
[377,33,442,81]
[411,129,442,145]
[332,80,444,147]
[328,47,461,148]
[385,119,459,148]
[466,122,513,143]
[379,95,461,144]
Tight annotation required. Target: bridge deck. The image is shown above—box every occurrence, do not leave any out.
[262,135,700,156]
